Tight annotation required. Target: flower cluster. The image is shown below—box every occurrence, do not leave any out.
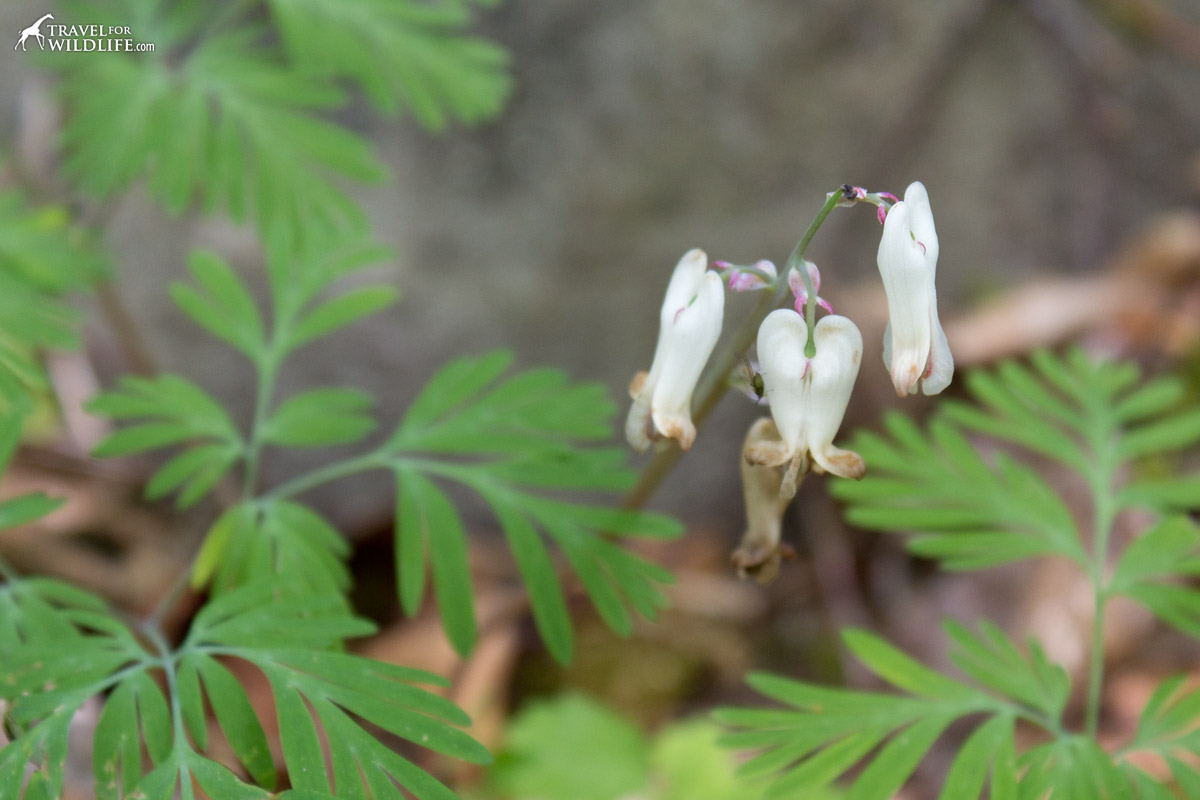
[625,181,953,583]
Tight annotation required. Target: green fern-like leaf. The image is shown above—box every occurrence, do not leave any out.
[385,350,682,662]
[191,500,351,601]
[87,373,244,508]
[0,192,104,401]
[177,583,491,799]
[831,349,1200,575]
[1,580,488,799]
[1109,516,1200,639]
[716,628,1026,800]
[1118,676,1200,794]
[268,0,512,128]
[0,587,150,799]
[56,26,385,253]
[714,623,1121,798]
[831,412,1089,570]
[0,402,64,578]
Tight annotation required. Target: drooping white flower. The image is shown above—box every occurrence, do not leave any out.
[877,181,953,397]
[748,309,864,498]
[625,249,725,452]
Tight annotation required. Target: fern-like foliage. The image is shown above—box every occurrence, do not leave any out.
[831,348,1200,636]
[87,373,244,507]
[716,626,1051,800]
[722,350,1200,797]
[1117,676,1200,796]
[88,240,679,664]
[720,623,1165,798]
[0,191,104,403]
[49,0,511,254]
[56,28,384,254]
[190,501,352,603]
[385,350,682,661]
[0,580,487,799]
[268,0,512,128]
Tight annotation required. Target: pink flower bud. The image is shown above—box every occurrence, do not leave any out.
[787,261,833,316]
[716,259,777,292]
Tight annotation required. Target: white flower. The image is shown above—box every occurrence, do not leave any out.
[748,309,864,498]
[625,249,725,452]
[877,181,953,397]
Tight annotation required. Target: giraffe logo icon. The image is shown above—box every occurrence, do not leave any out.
[15,13,54,51]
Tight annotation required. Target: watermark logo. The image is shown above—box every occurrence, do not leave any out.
[15,12,155,53]
[14,13,53,51]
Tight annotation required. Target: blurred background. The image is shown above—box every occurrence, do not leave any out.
[2,0,1200,797]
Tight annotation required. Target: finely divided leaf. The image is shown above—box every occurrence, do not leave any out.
[57,28,385,252]
[268,0,512,128]
[0,192,103,400]
[1110,517,1200,638]
[182,587,489,799]
[263,388,376,447]
[287,286,399,351]
[89,373,244,508]
[944,620,1069,722]
[387,351,682,661]
[170,251,266,361]
[831,414,1087,571]
[717,628,1009,799]
[395,469,477,655]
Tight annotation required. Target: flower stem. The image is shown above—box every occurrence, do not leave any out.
[241,353,280,498]
[1084,588,1108,736]
[623,188,844,510]
[1084,483,1116,737]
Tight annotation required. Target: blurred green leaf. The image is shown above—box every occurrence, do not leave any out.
[395,469,477,654]
[268,0,512,128]
[89,373,243,508]
[170,251,266,362]
[56,27,385,252]
[191,501,351,602]
[944,620,1070,722]
[489,694,649,800]
[1110,517,1200,638]
[263,388,376,447]
[287,286,399,351]
[0,587,152,799]
[0,192,103,401]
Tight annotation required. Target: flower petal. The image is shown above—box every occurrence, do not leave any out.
[756,309,810,460]
[649,270,725,450]
[806,315,865,479]
[877,200,934,397]
[921,300,954,396]
[903,181,939,268]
